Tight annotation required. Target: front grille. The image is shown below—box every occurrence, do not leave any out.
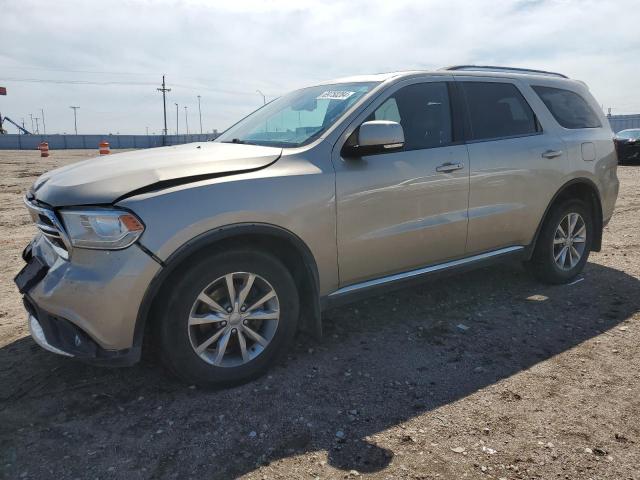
[23,196,71,259]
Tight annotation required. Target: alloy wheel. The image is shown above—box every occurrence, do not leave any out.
[187,272,280,367]
[553,212,587,271]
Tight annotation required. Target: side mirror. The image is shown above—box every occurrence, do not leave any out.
[342,120,405,157]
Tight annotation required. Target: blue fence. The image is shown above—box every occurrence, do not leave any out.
[608,115,640,133]
[0,133,217,150]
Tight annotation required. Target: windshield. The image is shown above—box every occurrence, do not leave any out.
[216,82,378,148]
[617,129,640,140]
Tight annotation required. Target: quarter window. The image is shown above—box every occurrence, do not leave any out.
[368,82,452,150]
[461,82,539,141]
[532,85,601,129]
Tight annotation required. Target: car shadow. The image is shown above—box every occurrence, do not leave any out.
[1,260,639,479]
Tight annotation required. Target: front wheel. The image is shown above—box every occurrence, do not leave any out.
[527,199,593,284]
[158,250,299,387]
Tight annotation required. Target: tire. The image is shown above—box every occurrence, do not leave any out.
[528,199,593,284]
[158,249,299,387]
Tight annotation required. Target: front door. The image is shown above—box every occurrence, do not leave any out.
[333,80,471,287]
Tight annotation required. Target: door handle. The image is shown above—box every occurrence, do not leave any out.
[541,149,563,159]
[436,162,464,173]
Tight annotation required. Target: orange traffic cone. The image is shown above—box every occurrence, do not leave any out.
[99,140,110,155]
[39,142,49,158]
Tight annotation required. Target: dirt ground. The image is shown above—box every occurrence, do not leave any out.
[1,149,638,480]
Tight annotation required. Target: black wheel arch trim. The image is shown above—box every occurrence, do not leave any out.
[526,177,604,259]
[132,223,322,357]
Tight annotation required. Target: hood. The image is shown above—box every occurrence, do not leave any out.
[32,142,282,207]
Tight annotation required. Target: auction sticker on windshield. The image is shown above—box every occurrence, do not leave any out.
[317,91,355,100]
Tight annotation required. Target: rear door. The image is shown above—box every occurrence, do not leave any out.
[332,78,470,286]
[457,78,568,254]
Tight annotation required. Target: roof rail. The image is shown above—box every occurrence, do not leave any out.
[441,65,568,79]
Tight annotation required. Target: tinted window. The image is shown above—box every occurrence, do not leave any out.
[532,86,601,129]
[369,82,452,150]
[461,82,539,140]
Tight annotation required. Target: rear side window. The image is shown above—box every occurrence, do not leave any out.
[532,86,601,129]
[368,82,452,150]
[461,82,539,141]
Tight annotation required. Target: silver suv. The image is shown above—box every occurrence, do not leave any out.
[15,66,619,386]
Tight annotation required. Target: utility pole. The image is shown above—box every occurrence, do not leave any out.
[256,89,266,105]
[184,105,189,135]
[197,95,202,134]
[41,108,46,135]
[69,106,80,134]
[157,75,171,136]
[175,103,179,136]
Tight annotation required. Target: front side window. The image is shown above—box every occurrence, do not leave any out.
[216,82,377,148]
[368,82,452,150]
[532,85,601,129]
[461,81,539,141]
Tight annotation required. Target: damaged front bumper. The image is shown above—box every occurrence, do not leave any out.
[15,233,161,365]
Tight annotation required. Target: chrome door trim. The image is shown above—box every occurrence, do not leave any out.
[328,245,524,298]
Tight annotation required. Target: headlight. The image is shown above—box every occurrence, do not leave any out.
[59,208,145,250]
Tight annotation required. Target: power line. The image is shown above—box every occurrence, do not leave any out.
[0,76,268,96]
[0,65,156,76]
[0,77,157,86]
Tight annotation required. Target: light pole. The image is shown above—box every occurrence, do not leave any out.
[41,108,46,135]
[157,75,171,136]
[175,103,179,136]
[29,113,34,132]
[34,117,40,135]
[69,106,79,134]
[197,95,202,134]
[256,89,266,105]
[184,105,189,135]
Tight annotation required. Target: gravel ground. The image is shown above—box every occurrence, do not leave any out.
[1,149,639,480]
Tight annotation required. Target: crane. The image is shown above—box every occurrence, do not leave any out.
[0,115,32,135]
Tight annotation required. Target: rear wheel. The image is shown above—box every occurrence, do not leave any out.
[158,250,299,387]
[528,199,593,284]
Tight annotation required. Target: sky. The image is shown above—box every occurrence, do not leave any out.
[0,0,639,135]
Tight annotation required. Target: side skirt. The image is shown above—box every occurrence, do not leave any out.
[321,246,525,310]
